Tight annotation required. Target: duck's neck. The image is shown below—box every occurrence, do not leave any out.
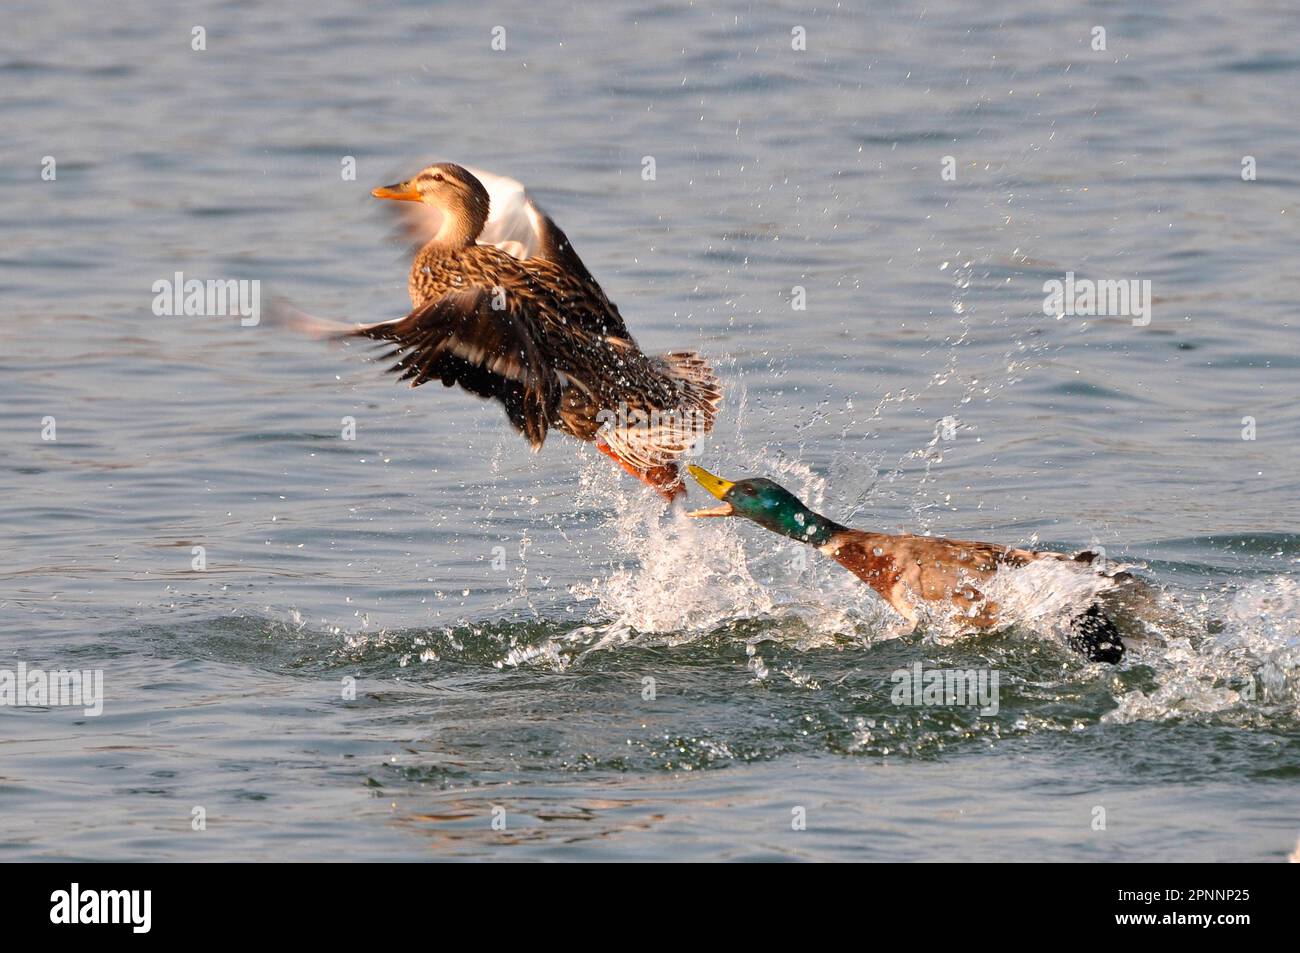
[422,201,490,255]
[756,501,846,547]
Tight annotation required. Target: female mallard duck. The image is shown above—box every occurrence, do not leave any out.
[291,163,720,499]
[686,465,1131,662]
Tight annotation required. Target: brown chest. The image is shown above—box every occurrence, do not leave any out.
[823,534,1010,627]
[826,539,905,600]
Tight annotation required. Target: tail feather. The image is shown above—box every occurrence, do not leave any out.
[1068,603,1125,664]
[658,350,723,421]
[598,351,722,471]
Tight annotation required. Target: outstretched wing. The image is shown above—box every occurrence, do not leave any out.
[348,287,559,449]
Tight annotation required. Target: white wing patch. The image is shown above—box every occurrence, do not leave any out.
[465,166,549,261]
[443,337,529,383]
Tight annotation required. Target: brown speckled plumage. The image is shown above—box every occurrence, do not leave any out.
[825,531,1066,628]
[353,163,720,478]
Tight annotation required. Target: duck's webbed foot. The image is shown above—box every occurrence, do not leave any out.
[594,441,686,502]
[1069,604,1125,663]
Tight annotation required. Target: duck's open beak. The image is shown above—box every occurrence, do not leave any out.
[685,465,735,518]
[371,181,422,202]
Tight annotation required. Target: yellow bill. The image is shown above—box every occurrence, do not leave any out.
[686,464,736,517]
[371,182,422,202]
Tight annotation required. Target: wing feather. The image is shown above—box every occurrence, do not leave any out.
[349,287,559,448]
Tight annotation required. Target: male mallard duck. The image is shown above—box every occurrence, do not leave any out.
[686,465,1130,662]
[289,163,721,499]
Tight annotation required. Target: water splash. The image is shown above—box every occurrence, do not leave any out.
[1106,574,1300,724]
[550,371,852,640]
[568,445,887,643]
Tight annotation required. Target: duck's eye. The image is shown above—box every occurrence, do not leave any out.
[432,173,445,182]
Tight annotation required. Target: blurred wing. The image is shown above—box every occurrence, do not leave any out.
[348,288,559,448]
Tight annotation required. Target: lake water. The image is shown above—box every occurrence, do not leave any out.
[2,0,1298,861]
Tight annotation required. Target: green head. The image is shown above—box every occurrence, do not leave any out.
[686,465,841,546]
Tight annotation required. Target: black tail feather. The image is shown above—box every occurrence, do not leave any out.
[1068,604,1125,664]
